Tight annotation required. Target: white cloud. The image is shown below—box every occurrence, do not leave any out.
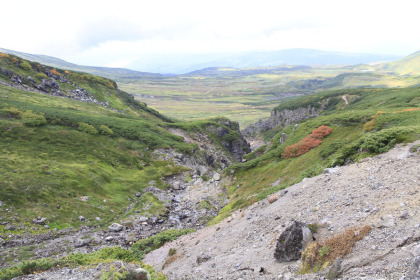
[1,0,420,67]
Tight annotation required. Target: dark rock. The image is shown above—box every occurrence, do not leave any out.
[1,68,14,78]
[274,221,312,262]
[5,224,16,230]
[196,254,212,264]
[11,75,22,84]
[178,214,189,220]
[36,79,59,92]
[135,192,142,197]
[27,76,35,84]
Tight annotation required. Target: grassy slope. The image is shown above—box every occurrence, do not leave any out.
[122,61,420,128]
[383,50,420,76]
[211,86,420,224]
[0,54,245,237]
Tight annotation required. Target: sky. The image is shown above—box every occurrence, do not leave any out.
[1,0,419,69]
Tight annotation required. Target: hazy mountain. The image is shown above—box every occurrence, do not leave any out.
[1,47,401,76]
[127,49,401,74]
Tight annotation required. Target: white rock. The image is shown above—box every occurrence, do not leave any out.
[108,223,123,232]
[213,173,221,181]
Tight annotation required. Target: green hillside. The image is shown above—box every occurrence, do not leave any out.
[212,86,420,223]
[0,53,245,234]
[384,50,420,76]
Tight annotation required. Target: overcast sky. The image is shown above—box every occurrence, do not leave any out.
[1,0,419,68]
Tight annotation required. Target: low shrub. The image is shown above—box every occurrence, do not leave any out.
[99,124,113,136]
[20,111,47,127]
[19,61,32,71]
[300,225,371,274]
[131,229,194,260]
[78,122,98,135]
[34,73,47,80]
[282,126,332,159]
[0,246,166,280]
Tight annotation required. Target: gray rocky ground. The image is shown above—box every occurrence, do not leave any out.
[144,141,420,280]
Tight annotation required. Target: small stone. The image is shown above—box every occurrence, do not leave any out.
[135,192,142,197]
[196,254,211,264]
[79,216,85,222]
[0,237,5,245]
[0,201,3,207]
[74,238,91,248]
[44,225,50,229]
[131,268,151,280]
[104,236,114,242]
[371,245,378,250]
[78,196,90,202]
[279,190,288,197]
[268,195,278,204]
[96,217,101,221]
[213,173,221,181]
[399,210,409,219]
[108,223,123,232]
[379,215,395,228]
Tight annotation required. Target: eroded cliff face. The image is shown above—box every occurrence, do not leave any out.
[242,105,321,137]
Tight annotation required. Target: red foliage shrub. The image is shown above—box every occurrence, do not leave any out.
[282,125,332,159]
[50,69,61,76]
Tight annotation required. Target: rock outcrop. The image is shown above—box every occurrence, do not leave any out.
[274,221,313,262]
[242,105,321,137]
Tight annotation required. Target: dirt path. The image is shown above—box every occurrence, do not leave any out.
[144,141,420,279]
[342,95,349,105]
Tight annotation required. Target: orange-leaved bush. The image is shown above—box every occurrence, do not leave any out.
[282,125,332,159]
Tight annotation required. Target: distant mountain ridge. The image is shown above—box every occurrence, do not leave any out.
[127,48,401,74]
[0,47,401,75]
[0,47,162,81]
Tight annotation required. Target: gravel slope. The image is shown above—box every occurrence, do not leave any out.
[144,141,420,280]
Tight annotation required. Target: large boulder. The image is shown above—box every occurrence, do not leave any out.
[274,221,313,262]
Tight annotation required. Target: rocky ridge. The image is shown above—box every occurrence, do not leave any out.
[0,68,119,112]
[144,141,420,280]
